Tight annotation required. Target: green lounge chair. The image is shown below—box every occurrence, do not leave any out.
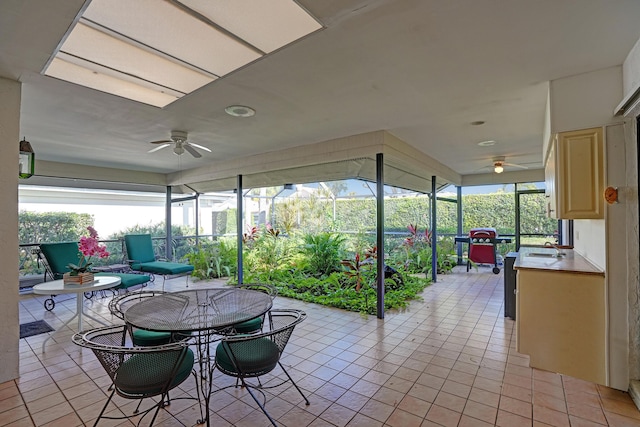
[123,234,194,290]
[38,242,151,310]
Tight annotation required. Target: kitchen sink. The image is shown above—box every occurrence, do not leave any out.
[527,252,566,258]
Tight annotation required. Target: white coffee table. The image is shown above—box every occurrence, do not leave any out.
[33,276,121,351]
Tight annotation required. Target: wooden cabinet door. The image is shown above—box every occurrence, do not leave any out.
[547,127,604,219]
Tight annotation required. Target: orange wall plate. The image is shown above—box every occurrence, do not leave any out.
[604,186,618,204]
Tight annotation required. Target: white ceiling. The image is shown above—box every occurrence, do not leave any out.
[2,0,640,183]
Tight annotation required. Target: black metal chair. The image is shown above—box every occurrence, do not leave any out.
[72,324,197,426]
[213,309,309,426]
[228,283,278,334]
[108,290,173,346]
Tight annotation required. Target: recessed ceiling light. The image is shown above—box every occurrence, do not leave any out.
[471,120,485,126]
[477,140,496,147]
[225,105,256,117]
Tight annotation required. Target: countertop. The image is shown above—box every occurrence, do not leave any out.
[513,246,604,276]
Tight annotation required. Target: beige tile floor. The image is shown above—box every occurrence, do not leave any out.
[5,267,640,426]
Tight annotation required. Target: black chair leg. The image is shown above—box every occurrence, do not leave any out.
[278,362,310,405]
[241,379,278,427]
[93,389,116,427]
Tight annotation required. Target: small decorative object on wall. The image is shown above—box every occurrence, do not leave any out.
[64,226,110,285]
[604,186,618,204]
[19,137,35,179]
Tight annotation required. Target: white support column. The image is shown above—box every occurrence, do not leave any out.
[0,77,21,382]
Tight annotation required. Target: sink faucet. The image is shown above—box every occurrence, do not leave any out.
[544,241,563,257]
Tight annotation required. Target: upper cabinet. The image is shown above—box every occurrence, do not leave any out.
[545,127,604,219]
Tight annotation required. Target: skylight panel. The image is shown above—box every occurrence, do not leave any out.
[61,22,215,94]
[181,0,323,53]
[46,57,180,107]
[42,0,323,107]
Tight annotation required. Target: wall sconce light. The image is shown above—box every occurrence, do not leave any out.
[19,138,35,179]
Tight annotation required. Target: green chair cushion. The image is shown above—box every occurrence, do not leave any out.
[124,234,157,264]
[39,242,85,278]
[215,338,279,376]
[115,348,194,396]
[133,261,194,275]
[233,316,264,334]
[94,272,150,289]
[132,329,172,347]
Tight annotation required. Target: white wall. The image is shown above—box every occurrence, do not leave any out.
[623,37,640,97]
[573,220,606,270]
[0,78,21,382]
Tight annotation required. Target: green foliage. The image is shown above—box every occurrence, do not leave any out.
[243,224,297,280]
[184,238,236,279]
[301,232,347,277]
[19,211,93,244]
[243,270,430,315]
[271,189,555,240]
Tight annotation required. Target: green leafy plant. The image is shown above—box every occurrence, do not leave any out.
[301,232,346,277]
[185,239,236,279]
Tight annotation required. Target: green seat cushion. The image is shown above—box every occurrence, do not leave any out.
[132,329,172,346]
[233,317,264,334]
[215,338,279,376]
[133,261,194,275]
[115,348,194,397]
[94,272,150,289]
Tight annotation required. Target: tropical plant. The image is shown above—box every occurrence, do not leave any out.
[242,225,259,248]
[340,253,367,291]
[243,223,296,280]
[185,238,236,279]
[301,232,347,277]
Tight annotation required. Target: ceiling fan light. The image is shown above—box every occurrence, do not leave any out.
[494,164,504,174]
[173,145,185,155]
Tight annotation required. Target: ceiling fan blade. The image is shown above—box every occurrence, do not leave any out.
[505,162,529,169]
[148,143,171,153]
[183,144,202,158]
[188,142,212,152]
[149,139,172,144]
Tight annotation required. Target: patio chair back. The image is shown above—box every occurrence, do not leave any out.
[124,234,157,264]
[214,309,309,426]
[39,242,83,279]
[109,290,172,346]
[227,284,278,334]
[72,324,195,426]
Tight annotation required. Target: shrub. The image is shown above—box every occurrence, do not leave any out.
[184,238,236,279]
[301,232,347,277]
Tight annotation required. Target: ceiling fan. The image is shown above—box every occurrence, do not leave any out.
[147,130,211,158]
[490,156,528,173]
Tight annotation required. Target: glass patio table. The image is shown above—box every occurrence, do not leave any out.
[123,288,273,426]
